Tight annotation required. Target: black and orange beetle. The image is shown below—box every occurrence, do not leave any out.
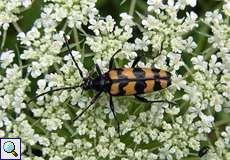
[29,35,175,136]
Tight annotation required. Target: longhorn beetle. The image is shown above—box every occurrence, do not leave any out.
[29,35,175,136]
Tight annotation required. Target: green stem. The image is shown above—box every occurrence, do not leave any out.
[62,21,68,32]
[78,27,88,37]
[12,22,23,33]
[183,63,195,79]
[202,47,219,59]
[213,124,220,139]
[15,44,22,67]
[53,64,62,75]
[73,27,81,51]
[1,29,7,50]
[207,107,220,139]
[26,116,47,134]
[120,0,127,5]
[28,145,32,157]
[215,119,230,127]
[64,122,74,135]
[129,0,137,16]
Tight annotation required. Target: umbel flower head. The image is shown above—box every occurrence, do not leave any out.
[0,0,230,159]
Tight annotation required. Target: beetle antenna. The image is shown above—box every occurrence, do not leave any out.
[63,35,84,79]
[27,85,81,104]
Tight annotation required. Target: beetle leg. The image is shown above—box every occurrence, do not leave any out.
[153,38,165,60]
[158,38,164,56]
[131,55,142,68]
[95,64,102,75]
[73,91,102,121]
[135,95,176,105]
[109,96,121,137]
[109,49,121,69]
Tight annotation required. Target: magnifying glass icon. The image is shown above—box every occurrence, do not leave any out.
[3,141,18,157]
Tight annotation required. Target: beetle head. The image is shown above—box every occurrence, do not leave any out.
[81,77,93,90]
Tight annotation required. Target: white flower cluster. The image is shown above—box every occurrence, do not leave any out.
[184,54,227,113]
[0,54,29,138]
[157,114,207,160]
[0,50,15,68]
[147,0,197,13]
[0,0,32,34]
[204,126,230,159]
[44,0,98,29]
[143,0,198,69]
[0,64,28,113]
[17,0,98,78]
[86,13,136,71]
[182,5,230,116]
[223,0,230,17]
[18,30,64,78]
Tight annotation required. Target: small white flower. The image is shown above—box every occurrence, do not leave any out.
[0,0,32,31]
[41,118,63,131]
[27,27,40,41]
[205,10,223,25]
[22,0,32,7]
[37,79,47,89]
[189,11,198,20]
[120,13,134,28]
[135,36,150,51]
[186,0,197,7]
[188,138,200,151]
[84,141,92,149]
[215,138,225,151]
[198,114,214,133]
[0,50,15,68]
[223,0,230,16]
[105,15,115,32]
[221,126,230,145]
[6,64,21,80]
[191,55,208,72]
[147,153,158,160]
[30,62,42,78]
[147,0,165,12]
[64,50,81,62]
[185,36,197,53]
[96,145,109,158]
[88,18,105,35]
[0,95,10,109]
[172,74,187,90]
[32,108,44,117]
[0,130,5,137]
